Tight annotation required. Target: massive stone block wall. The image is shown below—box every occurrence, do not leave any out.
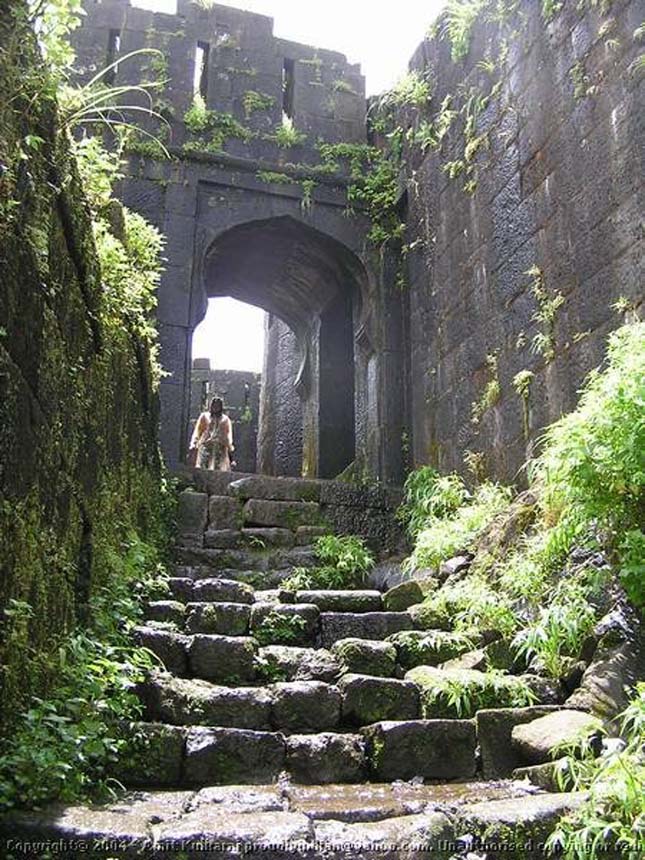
[400,0,643,482]
[71,0,410,484]
[0,3,162,727]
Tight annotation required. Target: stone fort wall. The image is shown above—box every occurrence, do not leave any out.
[399,0,643,482]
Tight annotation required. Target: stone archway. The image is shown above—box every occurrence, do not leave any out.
[195,216,366,479]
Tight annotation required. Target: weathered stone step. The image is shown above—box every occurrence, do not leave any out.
[1,782,583,857]
[243,498,323,529]
[175,545,318,576]
[204,527,295,550]
[185,601,251,636]
[140,673,343,732]
[250,602,320,647]
[319,611,414,647]
[332,638,397,677]
[362,719,477,781]
[295,590,383,613]
[338,674,420,725]
[258,645,341,683]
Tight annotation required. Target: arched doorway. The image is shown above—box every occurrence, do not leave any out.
[194,216,366,479]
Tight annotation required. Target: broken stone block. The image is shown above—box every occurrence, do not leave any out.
[184,601,251,636]
[183,727,285,786]
[143,600,185,627]
[511,709,602,765]
[204,529,244,549]
[318,611,413,648]
[243,498,323,529]
[382,579,433,611]
[362,719,476,781]
[191,578,255,604]
[208,495,243,530]
[132,626,189,676]
[339,674,420,725]
[270,681,341,732]
[177,489,208,546]
[295,590,382,613]
[187,634,257,683]
[285,732,366,783]
[229,475,322,502]
[476,706,562,778]
[258,645,341,683]
[388,630,474,670]
[332,638,397,677]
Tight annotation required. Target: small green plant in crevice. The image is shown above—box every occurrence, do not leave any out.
[513,369,534,440]
[253,611,307,646]
[332,79,356,94]
[241,90,275,118]
[471,352,501,425]
[183,94,252,152]
[546,683,645,860]
[413,95,458,152]
[272,116,307,148]
[254,654,288,683]
[541,0,562,22]
[377,70,432,110]
[525,265,565,362]
[281,534,374,592]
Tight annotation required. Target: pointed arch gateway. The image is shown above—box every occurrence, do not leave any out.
[196,216,368,479]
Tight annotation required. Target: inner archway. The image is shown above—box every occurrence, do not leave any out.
[198,216,366,479]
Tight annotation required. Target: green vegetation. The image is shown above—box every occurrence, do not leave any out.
[403,474,511,572]
[183,95,252,152]
[525,265,565,362]
[241,89,275,118]
[409,666,535,718]
[253,611,307,646]
[272,117,307,148]
[471,352,501,424]
[0,534,169,811]
[547,684,645,859]
[282,534,374,591]
[437,0,487,62]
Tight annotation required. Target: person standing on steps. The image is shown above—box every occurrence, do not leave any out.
[189,396,234,471]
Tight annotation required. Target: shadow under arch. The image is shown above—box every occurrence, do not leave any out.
[197,215,368,478]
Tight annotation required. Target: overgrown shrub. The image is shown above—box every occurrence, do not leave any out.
[281,534,374,591]
[404,478,511,572]
[547,683,645,859]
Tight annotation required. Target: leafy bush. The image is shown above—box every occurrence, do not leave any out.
[536,322,645,605]
[547,683,645,859]
[281,535,374,591]
[404,480,511,572]
[398,467,469,538]
[0,535,165,811]
[512,581,596,679]
[415,574,518,638]
[409,666,536,719]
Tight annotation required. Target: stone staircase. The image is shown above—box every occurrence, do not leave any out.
[1,472,590,859]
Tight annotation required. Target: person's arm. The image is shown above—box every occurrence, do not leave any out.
[225,416,234,451]
[189,412,207,449]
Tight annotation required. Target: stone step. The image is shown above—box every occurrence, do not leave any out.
[166,576,255,604]
[204,527,295,550]
[1,783,584,856]
[257,645,341,683]
[140,673,344,732]
[318,611,414,647]
[331,638,397,677]
[184,601,251,636]
[243,498,323,529]
[295,590,383,613]
[361,719,477,781]
[175,545,318,575]
[338,674,420,725]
